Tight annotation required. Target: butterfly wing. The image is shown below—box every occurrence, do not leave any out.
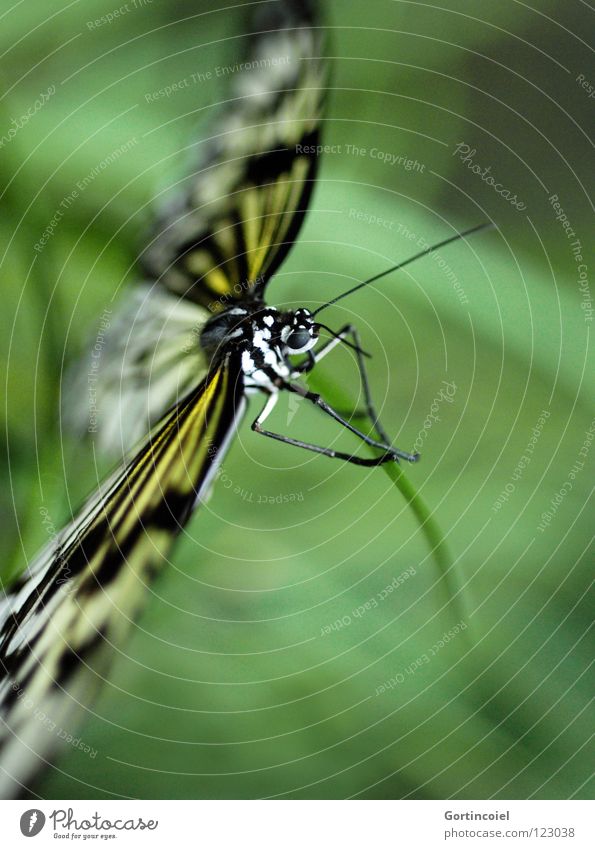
[63,284,209,458]
[0,357,244,797]
[64,1,325,458]
[141,0,325,309]
[3,0,326,796]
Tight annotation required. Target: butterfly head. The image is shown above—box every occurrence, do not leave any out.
[279,308,318,354]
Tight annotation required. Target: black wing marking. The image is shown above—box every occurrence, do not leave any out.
[142,0,326,309]
[0,357,244,797]
[63,284,209,458]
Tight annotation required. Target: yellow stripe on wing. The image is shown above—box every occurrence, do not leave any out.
[0,358,242,797]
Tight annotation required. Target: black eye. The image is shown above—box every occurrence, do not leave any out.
[286,329,311,350]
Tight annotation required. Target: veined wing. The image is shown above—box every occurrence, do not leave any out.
[141,0,326,309]
[0,356,244,797]
[65,1,325,459]
[63,284,209,458]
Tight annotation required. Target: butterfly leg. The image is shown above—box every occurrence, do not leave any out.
[286,381,418,462]
[293,348,369,424]
[331,324,392,446]
[296,324,403,452]
[251,392,401,467]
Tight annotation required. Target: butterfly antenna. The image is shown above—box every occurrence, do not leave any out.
[314,322,372,357]
[312,221,493,316]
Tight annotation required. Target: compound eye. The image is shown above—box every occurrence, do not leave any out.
[286,329,311,350]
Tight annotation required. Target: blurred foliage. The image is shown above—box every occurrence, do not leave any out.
[0,0,592,799]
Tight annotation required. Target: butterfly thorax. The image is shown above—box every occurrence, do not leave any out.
[200,303,318,390]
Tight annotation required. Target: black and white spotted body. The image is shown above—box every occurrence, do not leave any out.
[200,303,319,391]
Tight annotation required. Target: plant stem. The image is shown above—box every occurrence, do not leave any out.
[307,368,467,622]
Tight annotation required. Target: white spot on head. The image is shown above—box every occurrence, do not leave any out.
[241,350,255,372]
[252,329,271,349]
[263,348,280,367]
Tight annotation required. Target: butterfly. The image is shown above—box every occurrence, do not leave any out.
[0,0,486,797]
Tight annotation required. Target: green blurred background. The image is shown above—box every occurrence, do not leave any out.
[1,0,592,799]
